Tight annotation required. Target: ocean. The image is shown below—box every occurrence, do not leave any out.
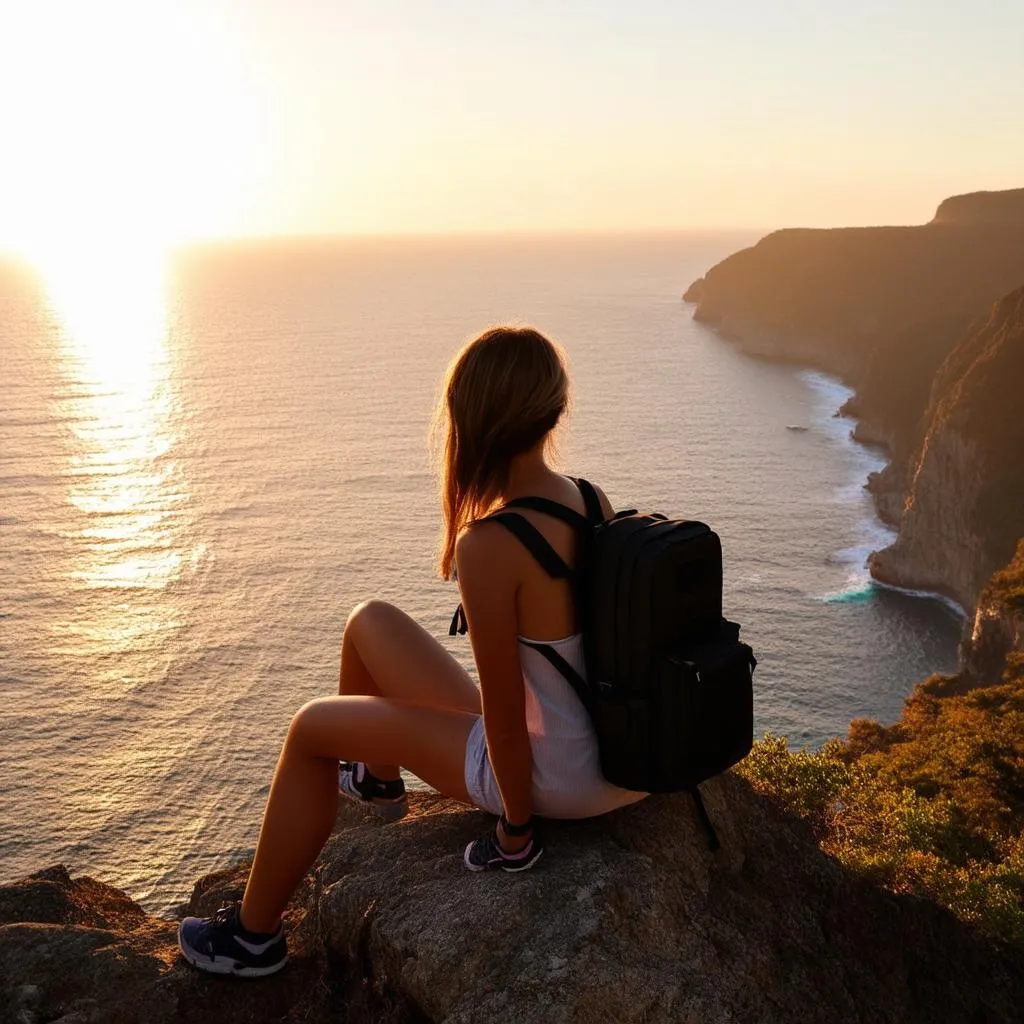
[0,232,962,912]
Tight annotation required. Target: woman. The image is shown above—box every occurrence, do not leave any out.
[177,326,646,977]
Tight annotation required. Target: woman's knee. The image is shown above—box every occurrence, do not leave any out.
[286,697,335,754]
[344,598,398,644]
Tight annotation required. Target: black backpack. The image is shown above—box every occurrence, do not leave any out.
[450,477,756,847]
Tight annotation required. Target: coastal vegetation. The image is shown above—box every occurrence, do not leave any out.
[740,657,1024,945]
[987,541,1024,613]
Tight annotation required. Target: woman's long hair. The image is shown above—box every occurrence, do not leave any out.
[434,326,569,579]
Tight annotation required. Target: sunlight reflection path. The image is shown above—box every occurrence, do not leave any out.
[45,250,199,672]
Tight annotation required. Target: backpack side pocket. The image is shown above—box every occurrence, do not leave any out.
[590,690,651,793]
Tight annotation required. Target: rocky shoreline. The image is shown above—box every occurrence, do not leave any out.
[680,302,945,606]
[682,190,1024,621]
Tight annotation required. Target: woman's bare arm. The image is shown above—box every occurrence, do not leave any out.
[455,523,533,826]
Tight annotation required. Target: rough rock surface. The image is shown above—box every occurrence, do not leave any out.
[0,865,345,1024]
[4,780,1024,1023]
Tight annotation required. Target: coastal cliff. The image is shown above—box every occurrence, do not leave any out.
[684,187,1024,613]
[4,780,1024,1024]
[678,202,1024,955]
[961,540,1024,687]
[870,286,1024,610]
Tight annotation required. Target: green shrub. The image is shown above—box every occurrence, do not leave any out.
[737,733,854,827]
[737,721,1024,946]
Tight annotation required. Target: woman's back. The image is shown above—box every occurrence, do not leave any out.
[489,474,610,642]
[461,475,645,819]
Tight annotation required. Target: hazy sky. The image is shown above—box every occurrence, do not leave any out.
[1,0,1022,257]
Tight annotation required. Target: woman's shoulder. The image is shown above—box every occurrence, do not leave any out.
[454,517,521,577]
[456,476,613,573]
[554,475,614,520]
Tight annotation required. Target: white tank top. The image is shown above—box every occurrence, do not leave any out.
[514,633,646,818]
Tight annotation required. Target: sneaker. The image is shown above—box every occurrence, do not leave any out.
[177,902,287,977]
[464,829,544,872]
[338,761,409,822]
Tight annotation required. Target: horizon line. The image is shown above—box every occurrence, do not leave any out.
[2,215,959,264]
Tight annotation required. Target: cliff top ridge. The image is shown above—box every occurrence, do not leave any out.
[932,188,1024,226]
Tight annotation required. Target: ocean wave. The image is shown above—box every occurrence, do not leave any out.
[871,578,968,620]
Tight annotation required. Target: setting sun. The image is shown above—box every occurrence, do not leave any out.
[1,1,266,272]
[3,0,1023,258]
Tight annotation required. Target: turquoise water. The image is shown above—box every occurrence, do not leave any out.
[0,233,962,910]
[824,586,877,605]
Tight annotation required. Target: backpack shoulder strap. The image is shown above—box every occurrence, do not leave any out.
[520,639,591,710]
[450,493,592,638]
[486,512,573,579]
[449,603,468,636]
[572,477,604,524]
[500,496,590,531]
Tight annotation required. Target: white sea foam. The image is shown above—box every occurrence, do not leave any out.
[800,366,967,618]
[796,370,895,602]
[871,578,969,620]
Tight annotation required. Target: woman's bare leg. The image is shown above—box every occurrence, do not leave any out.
[241,696,476,933]
[339,600,481,780]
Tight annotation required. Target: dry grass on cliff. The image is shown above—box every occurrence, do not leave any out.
[737,665,1024,947]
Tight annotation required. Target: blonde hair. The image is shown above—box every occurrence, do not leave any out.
[434,326,570,579]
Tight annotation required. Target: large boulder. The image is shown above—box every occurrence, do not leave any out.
[2,777,1023,1023]
[0,866,339,1024]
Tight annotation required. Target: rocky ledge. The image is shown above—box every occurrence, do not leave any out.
[3,777,1023,1024]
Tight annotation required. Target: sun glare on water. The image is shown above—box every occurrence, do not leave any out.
[49,242,187,590]
[0,0,261,618]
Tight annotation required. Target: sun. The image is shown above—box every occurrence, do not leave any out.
[1,1,269,274]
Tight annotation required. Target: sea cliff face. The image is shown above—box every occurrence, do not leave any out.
[689,221,1024,384]
[869,286,1024,611]
[685,188,1024,615]
[962,540,1024,686]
